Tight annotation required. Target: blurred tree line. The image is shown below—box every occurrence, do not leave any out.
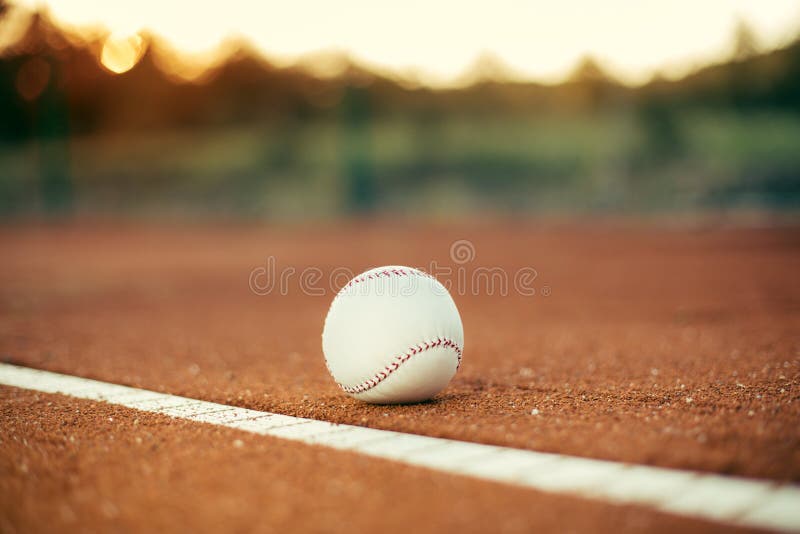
[1,7,799,217]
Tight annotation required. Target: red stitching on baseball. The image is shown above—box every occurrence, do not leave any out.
[339,268,435,293]
[338,337,463,395]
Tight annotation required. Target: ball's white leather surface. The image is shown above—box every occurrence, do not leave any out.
[322,266,464,404]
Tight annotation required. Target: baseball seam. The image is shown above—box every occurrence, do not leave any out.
[339,268,434,294]
[338,337,463,395]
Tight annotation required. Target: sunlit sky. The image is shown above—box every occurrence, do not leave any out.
[11,0,800,86]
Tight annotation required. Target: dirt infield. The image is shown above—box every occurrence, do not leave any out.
[3,386,758,533]
[1,220,798,486]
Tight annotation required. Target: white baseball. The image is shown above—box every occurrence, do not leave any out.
[322,266,464,404]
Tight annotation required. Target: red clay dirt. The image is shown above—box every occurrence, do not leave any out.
[0,386,759,533]
[0,220,798,498]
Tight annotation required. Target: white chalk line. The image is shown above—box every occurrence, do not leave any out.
[1,363,798,532]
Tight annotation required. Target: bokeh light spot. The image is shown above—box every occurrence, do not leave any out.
[15,57,51,101]
[100,33,145,74]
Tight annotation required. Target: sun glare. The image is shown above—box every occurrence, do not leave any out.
[11,0,800,86]
[100,33,145,74]
[149,39,237,83]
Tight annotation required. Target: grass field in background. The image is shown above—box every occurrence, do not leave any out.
[2,109,799,218]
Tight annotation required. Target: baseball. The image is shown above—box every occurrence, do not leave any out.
[322,266,464,404]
